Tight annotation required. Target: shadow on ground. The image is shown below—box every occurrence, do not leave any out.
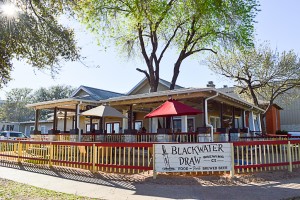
[0,160,300,200]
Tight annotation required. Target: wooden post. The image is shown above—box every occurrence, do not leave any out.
[72,116,75,129]
[75,104,78,133]
[18,142,22,162]
[92,143,97,173]
[64,110,67,133]
[232,107,235,128]
[35,109,39,134]
[242,110,245,128]
[128,105,133,131]
[53,107,57,132]
[230,143,235,177]
[90,117,93,132]
[202,98,206,127]
[153,144,157,179]
[287,141,292,172]
[49,142,53,167]
[220,103,224,128]
[99,117,103,131]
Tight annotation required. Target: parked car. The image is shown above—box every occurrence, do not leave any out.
[288,132,300,137]
[0,131,28,140]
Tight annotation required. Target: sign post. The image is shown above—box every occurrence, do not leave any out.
[154,143,232,173]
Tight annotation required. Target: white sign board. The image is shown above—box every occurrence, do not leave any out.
[154,143,232,172]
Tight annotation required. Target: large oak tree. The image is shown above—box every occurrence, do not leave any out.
[207,43,300,133]
[0,85,75,121]
[71,0,259,92]
[0,0,80,88]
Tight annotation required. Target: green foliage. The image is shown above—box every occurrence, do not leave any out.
[33,85,75,102]
[275,130,288,135]
[32,85,76,119]
[0,0,80,88]
[70,0,259,91]
[207,43,300,108]
[0,85,75,122]
[0,88,34,122]
[0,178,97,199]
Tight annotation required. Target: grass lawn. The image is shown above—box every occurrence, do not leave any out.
[0,178,100,200]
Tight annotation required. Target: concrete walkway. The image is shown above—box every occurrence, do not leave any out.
[0,162,299,200]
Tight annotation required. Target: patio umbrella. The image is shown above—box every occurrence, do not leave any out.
[145,99,203,140]
[81,105,126,134]
[81,105,126,118]
[145,99,203,118]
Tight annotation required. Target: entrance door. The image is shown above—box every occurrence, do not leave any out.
[106,122,120,133]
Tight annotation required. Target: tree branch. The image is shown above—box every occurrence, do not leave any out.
[155,0,176,29]
[137,25,150,67]
[136,68,150,81]
[158,22,183,63]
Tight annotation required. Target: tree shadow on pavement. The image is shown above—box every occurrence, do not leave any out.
[1,160,300,200]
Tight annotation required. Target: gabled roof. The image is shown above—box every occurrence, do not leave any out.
[100,87,265,113]
[217,86,283,110]
[216,86,239,97]
[71,85,124,101]
[127,77,184,95]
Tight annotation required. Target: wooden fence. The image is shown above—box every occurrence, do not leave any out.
[0,139,299,175]
[0,140,153,174]
[232,140,300,174]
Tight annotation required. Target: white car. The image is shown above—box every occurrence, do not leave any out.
[0,131,28,140]
[288,132,300,137]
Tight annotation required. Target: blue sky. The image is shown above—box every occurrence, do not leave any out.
[1,0,299,99]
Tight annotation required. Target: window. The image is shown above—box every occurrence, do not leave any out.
[6,125,14,131]
[234,117,243,128]
[172,117,195,132]
[209,116,221,132]
[86,124,99,132]
[134,121,142,131]
[40,126,46,134]
[187,118,194,132]
[10,132,26,138]
[173,119,181,132]
[30,126,35,132]
[106,122,120,133]
[0,132,7,137]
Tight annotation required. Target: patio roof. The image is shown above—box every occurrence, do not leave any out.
[99,87,265,113]
[26,88,265,113]
[26,98,100,110]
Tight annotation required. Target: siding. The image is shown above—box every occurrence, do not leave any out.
[280,98,300,125]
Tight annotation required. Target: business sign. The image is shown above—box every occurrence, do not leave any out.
[154,143,232,172]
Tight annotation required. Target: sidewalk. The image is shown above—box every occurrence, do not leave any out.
[0,162,299,200]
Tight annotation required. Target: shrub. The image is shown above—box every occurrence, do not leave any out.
[275,130,288,135]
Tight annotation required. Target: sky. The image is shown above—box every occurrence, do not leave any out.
[1,0,300,99]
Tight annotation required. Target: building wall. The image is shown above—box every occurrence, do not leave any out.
[280,97,300,131]
[75,90,89,97]
[0,123,20,132]
[265,105,281,134]
[131,82,170,95]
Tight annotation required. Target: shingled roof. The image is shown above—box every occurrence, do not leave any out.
[127,77,183,95]
[70,85,124,101]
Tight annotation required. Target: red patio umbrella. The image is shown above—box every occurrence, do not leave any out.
[145,99,203,118]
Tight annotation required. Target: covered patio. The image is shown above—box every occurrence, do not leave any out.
[26,88,264,142]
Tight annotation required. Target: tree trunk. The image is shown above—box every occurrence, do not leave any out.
[148,66,159,92]
[260,113,267,135]
[170,57,183,90]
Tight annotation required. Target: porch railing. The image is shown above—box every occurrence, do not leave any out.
[233,140,300,173]
[0,139,300,175]
[30,132,212,143]
[0,140,153,173]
